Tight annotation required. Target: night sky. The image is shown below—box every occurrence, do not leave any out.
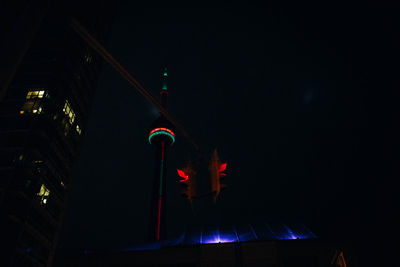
[59,3,399,265]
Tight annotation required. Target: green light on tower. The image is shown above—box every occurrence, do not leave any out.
[148,130,175,145]
[162,68,168,90]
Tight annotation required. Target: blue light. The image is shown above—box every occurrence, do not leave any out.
[124,223,316,251]
[283,225,298,240]
[201,228,236,244]
[203,236,235,244]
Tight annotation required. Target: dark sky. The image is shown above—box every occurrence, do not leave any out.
[59,3,399,265]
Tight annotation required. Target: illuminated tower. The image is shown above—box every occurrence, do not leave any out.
[148,68,175,241]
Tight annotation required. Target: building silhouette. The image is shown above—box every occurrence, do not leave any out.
[54,224,356,267]
[0,1,115,266]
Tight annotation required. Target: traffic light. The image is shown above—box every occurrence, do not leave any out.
[209,149,227,202]
[177,163,196,205]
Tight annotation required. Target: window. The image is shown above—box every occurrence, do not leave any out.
[84,53,92,64]
[20,90,46,114]
[62,100,75,124]
[20,103,43,114]
[62,121,70,136]
[76,124,82,135]
[37,184,50,205]
[26,90,46,99]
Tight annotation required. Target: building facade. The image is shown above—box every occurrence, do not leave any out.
[0,2,115,266]
[55,239,355,267]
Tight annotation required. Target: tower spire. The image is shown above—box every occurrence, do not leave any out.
[160,67,168,109]
[162,67,168,90]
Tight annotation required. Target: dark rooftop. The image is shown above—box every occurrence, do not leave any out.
[125,223,317,251]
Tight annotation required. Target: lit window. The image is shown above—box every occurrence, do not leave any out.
[20,90,47,114]
[63,100,76,124]
[60,181,65,188]
[76,124,82,135]
[26,90,46,100]
[32,107,43,114]
[37,184,50,205]
[84,54,92,63]
[21,100,41,114]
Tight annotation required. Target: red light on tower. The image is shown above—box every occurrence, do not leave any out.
[209,149,227,202]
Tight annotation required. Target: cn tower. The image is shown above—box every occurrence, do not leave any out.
[148,68,175,241]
